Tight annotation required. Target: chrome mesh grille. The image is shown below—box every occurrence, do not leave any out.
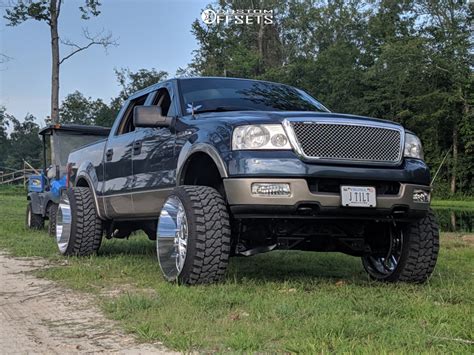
[290,122,402,164]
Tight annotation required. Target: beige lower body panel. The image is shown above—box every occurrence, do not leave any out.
[223,178,430,211]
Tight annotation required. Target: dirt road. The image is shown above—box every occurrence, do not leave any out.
[0,252,172,354]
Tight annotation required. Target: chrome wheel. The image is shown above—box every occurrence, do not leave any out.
[56,193,72,254]
[363,226,404,278]
[157,195,189,281]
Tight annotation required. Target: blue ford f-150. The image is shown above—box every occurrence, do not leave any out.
[56,77,439,284]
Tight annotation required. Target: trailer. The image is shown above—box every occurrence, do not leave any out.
[26,124,110,236]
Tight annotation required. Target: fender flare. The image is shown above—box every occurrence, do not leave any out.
[75,161,106,220]
[176,143,228,186]
[27,192,43,215]
[42,191,57,217]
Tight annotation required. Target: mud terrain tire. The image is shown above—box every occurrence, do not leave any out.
[157,186,231,285]
[362,210,439,283]
[56,187,102,256]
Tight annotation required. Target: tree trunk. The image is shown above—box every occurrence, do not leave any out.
[50,0,60,124]
[450,125,458,194]
[450,211,456,232]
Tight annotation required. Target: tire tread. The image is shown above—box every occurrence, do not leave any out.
[178,186,231,285]
[398,210,440,283]
[68,187,102,256]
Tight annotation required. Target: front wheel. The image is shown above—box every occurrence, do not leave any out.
[26,202,44,229]
[56,187,103,256]
[362,210,439,283]
[156,186,231,285]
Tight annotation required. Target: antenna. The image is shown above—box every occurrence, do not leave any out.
[431,146,452,186]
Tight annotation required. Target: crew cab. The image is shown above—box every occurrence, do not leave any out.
[56,77,439,284]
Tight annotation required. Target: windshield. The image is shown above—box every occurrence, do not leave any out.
[179,78,329,114]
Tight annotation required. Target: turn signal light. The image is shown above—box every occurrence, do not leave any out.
[413,189,430,203]
[251,183,291,196]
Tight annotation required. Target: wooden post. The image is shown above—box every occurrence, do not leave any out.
[23,160,40,175]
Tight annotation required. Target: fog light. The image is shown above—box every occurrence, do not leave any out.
[251,183,291,196]
[413,189,430,203]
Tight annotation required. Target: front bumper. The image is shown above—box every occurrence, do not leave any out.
[223,178,431,219]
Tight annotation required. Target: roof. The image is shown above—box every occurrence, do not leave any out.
[38,124,111,136]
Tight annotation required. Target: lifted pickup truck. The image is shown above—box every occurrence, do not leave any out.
[56,77,439,284]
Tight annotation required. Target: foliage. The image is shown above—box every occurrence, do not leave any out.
[57,68,168,127]
[59,91,116,126]
[115,68,168,102]
[0,107,11,168]
[0,108,42,169]
[4,0,101,26]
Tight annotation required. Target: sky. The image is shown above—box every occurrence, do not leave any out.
[0,0,210,126]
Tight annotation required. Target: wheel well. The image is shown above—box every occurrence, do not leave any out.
[181,153,224,195]
[76,177,90,187]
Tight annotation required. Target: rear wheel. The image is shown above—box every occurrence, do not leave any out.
[47,203,58,237]
[56,187,102,256]
[362,210,439,283]
[26,202,44,229]
[156,186,231,285]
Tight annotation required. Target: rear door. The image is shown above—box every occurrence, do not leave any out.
[131,83,178,217]
[103,93,149,218]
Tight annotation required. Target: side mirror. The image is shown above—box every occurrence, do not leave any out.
[133,106,172,128]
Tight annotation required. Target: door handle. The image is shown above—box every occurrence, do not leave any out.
[133,140,142,155]
[105,148,113,161]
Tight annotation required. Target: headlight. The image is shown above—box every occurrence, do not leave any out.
[404,133,424,160]
[232,124,291,150]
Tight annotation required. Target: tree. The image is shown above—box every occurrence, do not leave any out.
[4,112,42,169]
[414,0,473,194]
[115,68,168,101]
[190,0,286,77]
[58,68,168,128]
[0,53,11,64]
[59,90,117,127]
[0,107,11,168]
[4,0,117,124]
[59,90,95,125]
[92,98,117,127]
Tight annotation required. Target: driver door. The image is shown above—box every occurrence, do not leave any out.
[131,83,178,217]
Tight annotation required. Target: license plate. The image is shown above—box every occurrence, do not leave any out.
[341,186,376,208]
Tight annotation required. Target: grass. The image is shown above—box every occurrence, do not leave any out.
[431,199,474,210]
[0,188,473,352]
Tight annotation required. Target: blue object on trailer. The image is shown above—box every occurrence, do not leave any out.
[28,174,46,193]
[50,176,67,199]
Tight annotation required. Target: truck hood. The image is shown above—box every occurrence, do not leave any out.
[193,111,402,128]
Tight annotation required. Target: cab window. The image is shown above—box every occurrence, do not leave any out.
[152,88,177,117]
[116,94,148,135]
